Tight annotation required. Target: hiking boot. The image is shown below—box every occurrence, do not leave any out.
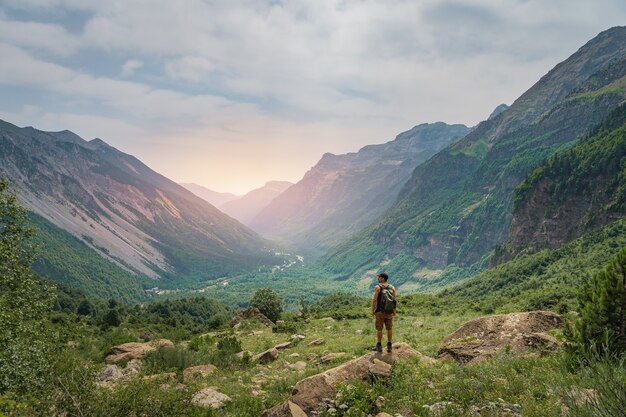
[387,342,393,353]
[371,343,382,353]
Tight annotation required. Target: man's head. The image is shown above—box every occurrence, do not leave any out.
[377,273,389,282]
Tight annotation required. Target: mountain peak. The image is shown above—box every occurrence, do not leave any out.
[488,104,509,120]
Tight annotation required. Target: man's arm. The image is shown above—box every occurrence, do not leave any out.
[392,286,397,316]
[372,286,380,315]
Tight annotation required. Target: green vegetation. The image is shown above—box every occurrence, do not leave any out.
[29,212,150,303]
[0,179,55,395]
[566,248,626,359]
[250,288,283,322]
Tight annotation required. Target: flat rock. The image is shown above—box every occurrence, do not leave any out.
[376,413,394,417]
[291,334,306,341]
[183,364,217,382]
[275,341,293,350]
[105,339,174,362]
[368,359,392,378]
[192,387,232,409]
[320,353,347,364]
[438,311,565,364]
[308,338,325,346]
[262,342,435,417]
[254,348,280,364]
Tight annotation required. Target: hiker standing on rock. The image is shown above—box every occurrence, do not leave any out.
[371,273,397,353]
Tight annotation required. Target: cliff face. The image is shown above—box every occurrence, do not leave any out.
[498,104,626,262]
[0,120,277,288]
[322,27,626,289]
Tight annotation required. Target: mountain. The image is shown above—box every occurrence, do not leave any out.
[0,120,279,299]
[180,183,240,207]
[322,26,626,291]
[250,122,471,255]
[219,181,293,226]
[495,103,626,263]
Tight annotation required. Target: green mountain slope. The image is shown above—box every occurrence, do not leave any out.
[251,122,470,255]
[29,212,149,303]
[322,26,626,291]
[498,103,626,261]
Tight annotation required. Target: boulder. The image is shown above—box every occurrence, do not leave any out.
[437,311,566,364]
[288,361,307,372]
[183,364,217,382]
[262,342,434,416]
[320,353,347,364]
[230,308,275,328]
[192,387,232,409]
[368,359,392,379]
[105,339,174,362]
[96,364,124,384]
[288,401,308,417]
[254,348,280,364]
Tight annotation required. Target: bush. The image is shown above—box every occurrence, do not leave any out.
[250,288,283,322]
[567,248,626,359]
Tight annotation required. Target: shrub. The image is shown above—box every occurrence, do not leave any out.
[566,248,626,359]
[250,288,283,322]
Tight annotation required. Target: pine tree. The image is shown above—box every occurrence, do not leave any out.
[568,248,626,358]
[0,178,55,394]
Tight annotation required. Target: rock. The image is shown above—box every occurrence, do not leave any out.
[275,342,293,350]
[307,353,319,362]
[368,359,392,379]
[288,361,307,372]
[276,320,286,324]
[67,340,78,348]
[254,348,280,364]
[320,317,335,322]
[97,364,124,383]
[412,320,424,328]
[320,353,347,364]
[375,413,393,417]
[125,359,142,375]
[230,307,275,328]
[309,338,325,346]
[291,334,306,341]
[374,396,385,409]
[438,311,565,363]
[192,387,232,409]
[250,331,264,336]
[183,364,217,382]
[288,400,308,417]
[142,372,177,383]
[354,330,364,335]
[262,342,435,416]
[236,350,253,359]
[105,339,174,362]
[288,353,301,358]
[252,388,267,397]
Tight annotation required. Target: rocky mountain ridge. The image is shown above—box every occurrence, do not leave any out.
[0,120,278,293]
[251,122,471,255]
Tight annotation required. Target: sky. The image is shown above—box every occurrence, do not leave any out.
[1,1,625,194]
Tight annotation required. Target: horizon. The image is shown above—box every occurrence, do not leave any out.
[1,1,626,194]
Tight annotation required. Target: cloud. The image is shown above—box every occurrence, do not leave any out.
[120,59,143,77]
[0,18,80,56]
[165,56,215,82]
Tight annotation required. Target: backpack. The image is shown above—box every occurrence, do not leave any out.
[379,284,396,313]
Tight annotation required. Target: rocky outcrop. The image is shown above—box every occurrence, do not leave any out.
[262,342,435,416]
[105,339,174,362]
[192,387,232,409]
[438,311,565,364]
[230,308,275,328]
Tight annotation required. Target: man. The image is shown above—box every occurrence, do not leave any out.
[371,273,396,353]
